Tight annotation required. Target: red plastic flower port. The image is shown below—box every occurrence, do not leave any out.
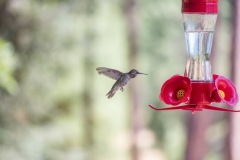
[149,74,239,112]
[160,75,192,105]
[212,74,239,106]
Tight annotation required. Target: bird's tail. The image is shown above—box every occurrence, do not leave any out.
[106,89,116,99]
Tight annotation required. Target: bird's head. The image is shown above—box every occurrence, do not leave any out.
[128,69,147,78]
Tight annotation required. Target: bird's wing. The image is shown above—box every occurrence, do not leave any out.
[96,67,123,80]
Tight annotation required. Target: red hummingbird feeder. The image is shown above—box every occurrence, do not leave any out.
[149,0,239,112]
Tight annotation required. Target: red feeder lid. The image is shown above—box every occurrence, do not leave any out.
[182,0,218,13]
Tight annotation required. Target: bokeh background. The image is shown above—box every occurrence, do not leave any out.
[0,0,239,160]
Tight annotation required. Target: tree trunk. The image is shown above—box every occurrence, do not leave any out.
[124,0,144,160]
[185,112,211,160]
[227,0,240,159]
[82,1,96,159]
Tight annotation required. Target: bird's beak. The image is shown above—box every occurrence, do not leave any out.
[137,72,148,75]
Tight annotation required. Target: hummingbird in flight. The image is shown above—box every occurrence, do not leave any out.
[96,67,147,98]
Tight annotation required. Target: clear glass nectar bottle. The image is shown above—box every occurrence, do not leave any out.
[182,0,218,81]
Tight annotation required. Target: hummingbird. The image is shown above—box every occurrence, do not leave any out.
[96,67,147,99]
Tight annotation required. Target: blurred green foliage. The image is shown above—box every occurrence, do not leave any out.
[0,39,18,93]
